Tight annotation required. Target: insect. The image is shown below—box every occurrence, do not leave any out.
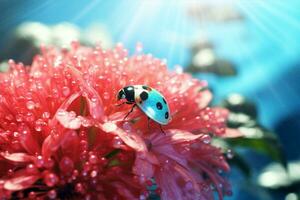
[117,85,171,130]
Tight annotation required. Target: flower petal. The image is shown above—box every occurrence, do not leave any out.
[4,170,40,191]
[66,64,105,121]
[1,152,34,163]
[99,122,147,152]
[42,129,75,159]
[49,92,82,127]
[150,129,202,146]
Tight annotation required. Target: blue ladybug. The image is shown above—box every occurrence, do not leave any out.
[117,85,171,127]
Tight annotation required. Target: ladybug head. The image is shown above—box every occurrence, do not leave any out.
[117,86,135,103]
[117,89,126,100]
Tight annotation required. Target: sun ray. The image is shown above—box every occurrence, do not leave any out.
[255,1,300,32]
[237,1,288,49]
[71,0,103,23]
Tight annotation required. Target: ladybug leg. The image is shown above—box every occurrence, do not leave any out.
[159,125,166,135]
[147,117,151,130]
[123,104,137,120]
[116,102,132,107]
[116,102,126,107]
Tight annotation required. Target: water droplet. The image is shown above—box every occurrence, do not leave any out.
[62,86,70,96]
[90,170,98,178]
[112,136,122,148]
[202,135,211,144]
[122,122,132,132]
[35,155,44,168]
[26,101,35,110]
[26,164,38,173]
[44,173,58,187]
[75,183,85,194]
[13,131,19,138]
[103,92,110,100]
[42,112,50,119]
[57,109,65,116]
[47,190,57,199]
[226,149,234,159]
[15,114,23,122]
[203,115,209,121]
[89,154,98,164]
[28,191,36,199]
[90,96,98,103]
[59,156,74,174]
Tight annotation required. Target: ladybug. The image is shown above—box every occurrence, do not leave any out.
[117,85,171,127]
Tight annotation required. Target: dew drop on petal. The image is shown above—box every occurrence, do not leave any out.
[62,86,70,96]
[112,136,122,148]
[103,92,110,100]
[44,173,58,187]
[26,101,35,110]
[90,96,98,103]
[202,135,211,144]
[36,155,44,168]
[122,122,132,132]
[26,164,38,173]
[89,154,98,164]
[102,122,117,133]
[42,112,50,119]
[47,190,57,199]
[90,170,98,178]
[59,156,74,174]
[226,149,234,159]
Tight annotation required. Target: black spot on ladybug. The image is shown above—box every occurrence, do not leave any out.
[140,91,148,101]
[165,112,169,119]
[162,98,167,104]
[156,102,163,110]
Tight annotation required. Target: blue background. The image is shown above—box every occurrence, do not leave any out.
[0,1,299,199]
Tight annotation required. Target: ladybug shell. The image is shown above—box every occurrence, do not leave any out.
[133,85,170,125]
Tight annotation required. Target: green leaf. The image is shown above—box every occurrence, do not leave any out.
[226,128,287,168]
[105,149,121,159]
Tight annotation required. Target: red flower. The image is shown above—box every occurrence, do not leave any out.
[0,42,235,199]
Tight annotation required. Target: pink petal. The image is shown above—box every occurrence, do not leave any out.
[1,152,34,163]
[150,129,201,146]
[61,130,80,161]
[4,173,40,191]
[49,92,82,127]
[18,126,40,155]
[133,153,156,181]
[112,182,139,199]
[197,89,213,109]
[42,130,74,159]
[66,65,105,121]
[99,122,147,152]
